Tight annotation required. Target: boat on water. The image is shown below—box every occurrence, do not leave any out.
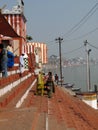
[63,83,74,88]
[72,87,81,91]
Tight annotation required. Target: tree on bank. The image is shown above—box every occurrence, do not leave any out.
[26,35,33,42]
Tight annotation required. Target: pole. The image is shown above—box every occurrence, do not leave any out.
[55,37,63,86]
[88,49,91,91]
[84,40,91,92]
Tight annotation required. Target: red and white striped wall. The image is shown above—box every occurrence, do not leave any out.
[23,42,47,64]
[4,14,26,38]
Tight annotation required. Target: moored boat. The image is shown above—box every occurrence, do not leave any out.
[72,87,81,91]
[63,83,74,88]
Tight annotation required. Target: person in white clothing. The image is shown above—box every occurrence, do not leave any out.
[19,53,24,76]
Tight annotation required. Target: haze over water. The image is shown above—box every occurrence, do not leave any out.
[54,64,98,92]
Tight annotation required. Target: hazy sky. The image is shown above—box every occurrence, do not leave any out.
[0,0,98,59]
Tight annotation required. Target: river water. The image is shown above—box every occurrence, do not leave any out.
[54,64,98,92]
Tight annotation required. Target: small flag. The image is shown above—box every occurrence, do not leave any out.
[21,0,24,6]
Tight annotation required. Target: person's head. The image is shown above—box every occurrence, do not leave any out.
[39,71,41,74]
[48,72,52,76]
[8,44,12,47]
[21,53,24,56]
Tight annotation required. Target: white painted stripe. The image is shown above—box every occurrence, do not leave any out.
[14,63,19,66]
[46,113,48,130]
[12,14,15,29]
[16,79,37,108]
[8,14,11,25]
[16,15,20,35]
[0,73,32,97]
